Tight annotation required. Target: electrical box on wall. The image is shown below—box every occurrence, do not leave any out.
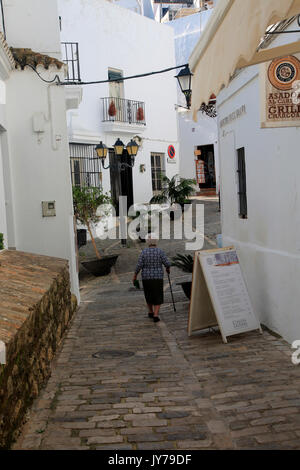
[42,201,56,217]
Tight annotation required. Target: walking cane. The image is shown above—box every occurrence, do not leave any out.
[167,272,176,312]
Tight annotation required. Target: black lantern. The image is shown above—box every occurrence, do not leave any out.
[95,141,108,160]
[126,139,139,157]
[114,138,125,156]
[175,65,193,108]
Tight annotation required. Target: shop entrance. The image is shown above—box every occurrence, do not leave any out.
[195,144,216,195]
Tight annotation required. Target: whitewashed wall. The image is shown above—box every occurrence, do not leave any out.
[5,66,79,299]
[59,0,180,205]
[217,19,300,344]
[3,0,62,58]
[178,109,218,187]
[169,10,218,184]
[0,0,80,299]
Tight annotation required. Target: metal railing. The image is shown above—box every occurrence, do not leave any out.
[101,97,146,125]
[61,42,81,82]
[70,144,102,188]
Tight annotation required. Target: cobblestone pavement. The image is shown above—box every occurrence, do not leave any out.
[14,199,300,450]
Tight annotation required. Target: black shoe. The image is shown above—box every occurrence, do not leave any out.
[153,316,160,323]
[148,312,154,318]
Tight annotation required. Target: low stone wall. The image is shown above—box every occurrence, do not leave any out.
[0,250,77,449]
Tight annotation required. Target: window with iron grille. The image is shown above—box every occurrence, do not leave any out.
[70,144,102,188]
[237,147,247,219]
[61,42,81,82]
[151,153,165,194]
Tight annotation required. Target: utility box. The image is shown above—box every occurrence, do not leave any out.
[42,201,56,217]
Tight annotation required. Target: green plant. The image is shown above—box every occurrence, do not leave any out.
[150,174,196,205]
[0,233,3,250]
[72,186,112,259]
[171,253,194,273]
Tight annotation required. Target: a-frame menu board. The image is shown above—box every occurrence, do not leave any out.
[188,247,262,343]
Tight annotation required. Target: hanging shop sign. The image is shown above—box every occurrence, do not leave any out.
[188,247,262,343]
[260,55,300,128]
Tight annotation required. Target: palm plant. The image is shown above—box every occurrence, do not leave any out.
[171,253,194,273]
[150,174,196,205]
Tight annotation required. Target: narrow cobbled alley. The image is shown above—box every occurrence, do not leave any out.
[14,200,300,450]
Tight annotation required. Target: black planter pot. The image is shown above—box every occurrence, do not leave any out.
[77,229,87,249]
[81,255,119,277]
[177,281,192,299]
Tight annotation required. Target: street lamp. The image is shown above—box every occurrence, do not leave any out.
[95,141,108,159]
[97,138,139,170]
[96,137,140,247]
[175,64,193,109]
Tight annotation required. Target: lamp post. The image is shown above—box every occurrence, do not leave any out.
[175,64,193,109]
[96,138,139,170]
[95,138,139,246]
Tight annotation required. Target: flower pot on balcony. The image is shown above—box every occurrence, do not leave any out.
[108,101,117,117]
[136,107,144,122]
[81,254,119,277]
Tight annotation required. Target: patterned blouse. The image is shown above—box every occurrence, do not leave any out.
[135,247,171,280]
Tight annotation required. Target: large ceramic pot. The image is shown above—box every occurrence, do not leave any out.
[77,229,87,249]
[81,255,119,276]
[177,281,192,299]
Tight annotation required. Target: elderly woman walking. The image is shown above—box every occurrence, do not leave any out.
[133,236,171,323]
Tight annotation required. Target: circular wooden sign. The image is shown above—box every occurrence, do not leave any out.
[168,145,176,159]
[268,56,300,91]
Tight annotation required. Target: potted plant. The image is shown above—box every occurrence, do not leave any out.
[108,100,117,118]
[136,107,144,122]
[76,228,87,249]
[72,186,118,276]
[171,253,194,299]
[150,175,196,219]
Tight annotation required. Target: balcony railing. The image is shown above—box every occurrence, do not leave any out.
[101,97,146,126]
[61,42,81,82]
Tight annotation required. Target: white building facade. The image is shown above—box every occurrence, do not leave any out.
[0,0,80,299]
[169,9,219,194]
[217,18,300,343]
[58,0,180,211]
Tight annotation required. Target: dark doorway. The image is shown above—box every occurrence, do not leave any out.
[109,149,134,216]
[196,144,216,190]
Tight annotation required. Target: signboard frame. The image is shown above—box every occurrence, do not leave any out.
[188,247,262,343]
[260,54,300,128]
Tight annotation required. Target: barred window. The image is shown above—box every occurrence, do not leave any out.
[237,147,247,219]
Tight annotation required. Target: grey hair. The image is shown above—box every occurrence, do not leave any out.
[146,233,158,246]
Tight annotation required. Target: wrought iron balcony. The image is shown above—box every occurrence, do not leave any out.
[61,42,81,82]
[101,97,146,126]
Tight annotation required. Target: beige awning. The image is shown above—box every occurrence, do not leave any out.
[190,0,300,119]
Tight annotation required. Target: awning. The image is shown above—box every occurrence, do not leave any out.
[190,0,300,119]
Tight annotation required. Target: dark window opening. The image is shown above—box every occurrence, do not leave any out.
[151,153,165,194]
[237,147,248,219]
[70,144,102,189]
